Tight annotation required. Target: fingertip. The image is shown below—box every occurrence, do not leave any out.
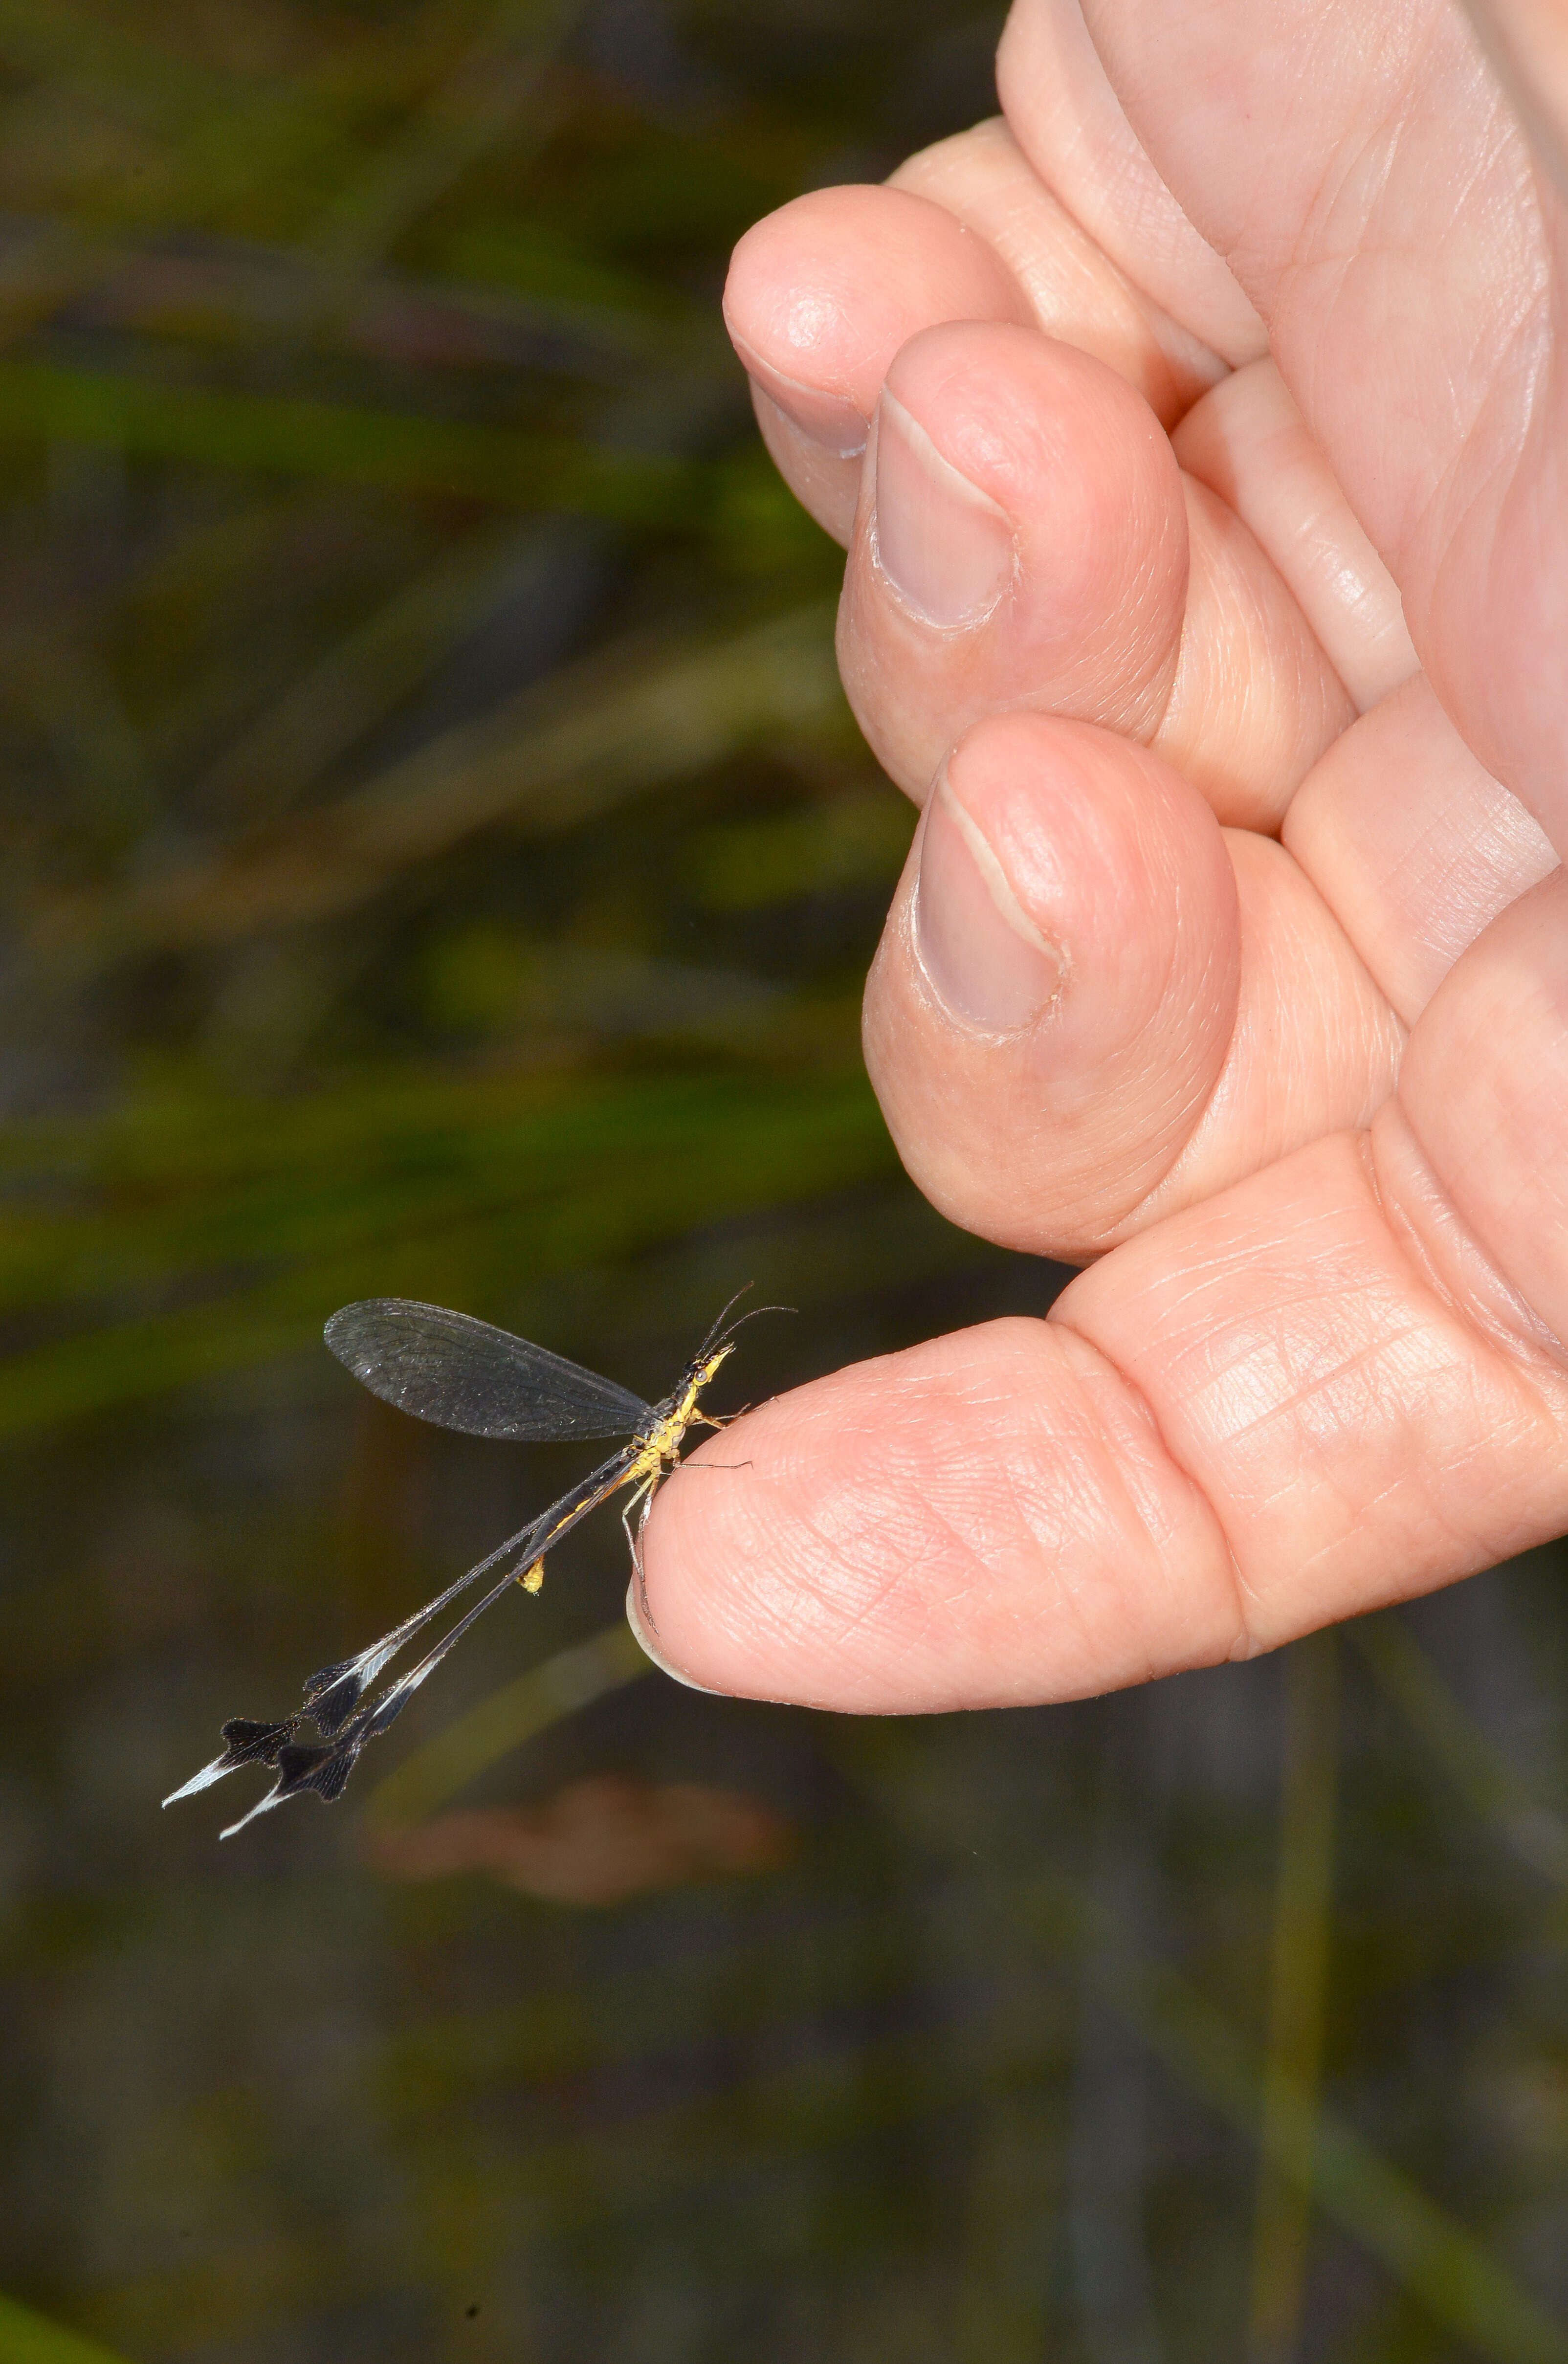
[839,320,1189,792]
[639,1318,1238,1711]
[723,185,1031,541]
[724,185,1028,405]
[865,711,1239,1252]
[744,377,863,546]
[624,1581,729,1696]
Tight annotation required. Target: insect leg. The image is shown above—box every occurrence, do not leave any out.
[620,1476,651,1572]
[617,1475,663,1627]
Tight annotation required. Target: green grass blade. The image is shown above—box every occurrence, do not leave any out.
[310,0,586,275]
[840,1734,1568,2364]
[1351,1613,1568,1885]
[1249,1633,1340,2363]
[0,1063,883,1295]
[997,1877,1568,2364]
[0,1070,894,1433]
[0,2292,138,2364]
[0,0,222,122]
[0,362,696,519]
[1112,1937,1568,2364]
[186,517,554,826]
[36,601,843,961]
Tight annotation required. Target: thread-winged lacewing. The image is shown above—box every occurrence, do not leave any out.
[165,1292,775,1838]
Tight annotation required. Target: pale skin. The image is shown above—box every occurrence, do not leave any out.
[633,0,1568,1713]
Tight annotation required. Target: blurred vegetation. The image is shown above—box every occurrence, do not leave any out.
[0,0,944,1419]
[0,3,1567,2363]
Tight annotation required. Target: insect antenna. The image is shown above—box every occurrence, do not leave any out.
[695,1289,797,1360]
[694,1284,752,1360]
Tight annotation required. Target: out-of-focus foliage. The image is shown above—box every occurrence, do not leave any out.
[2,5,1568,2364]
[0,0,961,1412]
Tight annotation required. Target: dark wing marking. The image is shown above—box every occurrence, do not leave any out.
[160,1716,297,1805]
[323,1300,650,1441]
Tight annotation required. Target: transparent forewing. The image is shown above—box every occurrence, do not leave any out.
[323,1299,651,1440]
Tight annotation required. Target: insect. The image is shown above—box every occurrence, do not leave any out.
[164,1292,769,1839]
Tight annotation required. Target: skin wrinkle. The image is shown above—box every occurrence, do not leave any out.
[1065,2,1272,328]
[1278,1441,1486,1595]
[1051,1311,1254,1647]
[1201,5,1461,301]
[1102,1128,1567,1598]
[1124,838,1402,1230]
[1200,1336,1498,1578]
[884,1468,1087,1671]
[1188,1313,1435,1462]
[1068,1374,1234,1655]
[1183,369,1415,703]
[1083,6,1276,292]
[1285,488,1369,643]
[1465,772,1558,873]
[1357,761,1552,982]
[1414,309,1556,760]
[801,1533,924,1651]
[1154,499,1267,794]
[1329,0,1506,266]
[979,1468,1124,1672]
[738,1405,902,1559]
[781,1392,1010,1604]
[748,1492,936,1686]
[1154,476,1354,823]
[1102,841,1241,1237]
[1277,97,1412,349]
[1108,1246,1383,1392]
[1252,32,1547,569]
[1099,1394,1203,1562]
[892,119,1229,405]
[1369,256,1548,608]
[705,1324,1244,1692]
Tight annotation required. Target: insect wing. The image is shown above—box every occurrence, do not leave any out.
[324,1299,651,1440]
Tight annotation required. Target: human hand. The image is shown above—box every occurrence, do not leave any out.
[637,0,1568,1712]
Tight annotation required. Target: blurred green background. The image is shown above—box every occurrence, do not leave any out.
[0,2,1567,2359]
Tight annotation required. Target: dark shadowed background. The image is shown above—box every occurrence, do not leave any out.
[0,4,1566,2361]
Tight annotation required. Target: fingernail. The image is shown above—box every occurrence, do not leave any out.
[913,773,1063,1031]
[728,327,867,457]
[873,390,1014,629]
[625,1582,729,1695]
